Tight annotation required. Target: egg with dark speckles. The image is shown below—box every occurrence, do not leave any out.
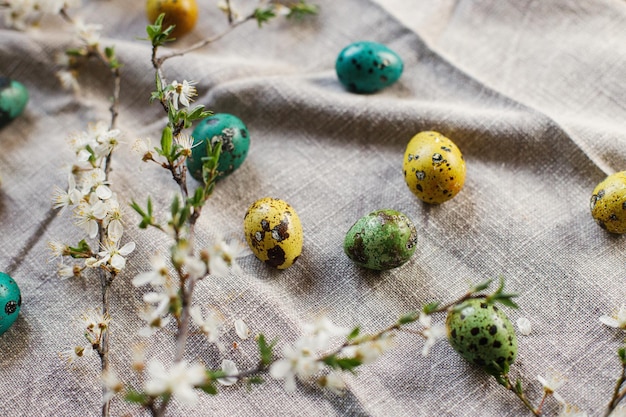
[344,209,417,271]
[0,272,22,336]
[0,77,28,128]
[403,131,466,204]
[187,113,250,182]
[446,299,518,376]
[244,197,303,269]
[590,171,626,234]
[335,41,403,94]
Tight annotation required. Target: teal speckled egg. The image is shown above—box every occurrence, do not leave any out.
[335,41,403,94]
[187,113,250,182]
[446,299,518,376]
[0,77,28,128]
[0,272,22,336]
[344,209,417,270]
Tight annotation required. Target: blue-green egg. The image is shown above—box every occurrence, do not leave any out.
[0,77,28,128]
[187,113,250,182]
[0,272,22,336]
[335,41,403,94]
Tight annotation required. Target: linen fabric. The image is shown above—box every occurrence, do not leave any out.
[1,0,625,416]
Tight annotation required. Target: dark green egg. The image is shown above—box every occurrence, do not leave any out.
[344,209,417,270]
[0,77,28,128]
[187,113,250,182]
[0,272,22,336]
[446,299,518,376]
[335,41,403,94]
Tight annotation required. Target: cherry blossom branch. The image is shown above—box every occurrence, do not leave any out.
[605,351,626,417]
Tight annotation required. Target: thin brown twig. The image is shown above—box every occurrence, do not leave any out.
[605,361,626,417]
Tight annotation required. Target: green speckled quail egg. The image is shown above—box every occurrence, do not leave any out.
[446,299,518,376]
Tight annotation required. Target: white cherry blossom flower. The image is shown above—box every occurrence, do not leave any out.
[74,18,103,46]
[234,318,249,340]
[303,316,350,350]
[56,69,80,92]
[184,254,207,281]
[208,237,249,276]
[60,344,94,363]
[319,372,345,395]
[81,309,110,342]
[418,313,446,356]
[91,240,135,271]
[169,80,197,110]
[144,360,206,405]
[557,404,588,417]
[101,369,123,404]
[537,369,566,404]
[342,332,394,365]
[600,305,626,330]
[269,336,323,392]
[52,174,82,213]
[74,194,107,238]
[517,317,532,335]
[143,279,178,318]
[190,305,223,344]
[137,307,171,337]
[57,263,77,279]
[133,254,169,287]
[217,359,239,386]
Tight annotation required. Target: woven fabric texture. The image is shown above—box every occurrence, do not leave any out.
[1,0,625,416]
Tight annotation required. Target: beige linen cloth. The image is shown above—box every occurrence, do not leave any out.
[1,0,625,416]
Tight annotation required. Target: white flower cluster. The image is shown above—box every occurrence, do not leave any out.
[51,121,135,276]
[270,316,356,393]
[2,0,80,30]
[132,239,247,337]
[600,304,626,330]
[59,309,110,363]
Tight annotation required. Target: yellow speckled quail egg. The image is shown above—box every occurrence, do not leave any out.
[590,171,626,234]
[243,197,303,269]
[403,131,466,204]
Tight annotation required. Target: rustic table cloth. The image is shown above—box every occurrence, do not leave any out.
[1,0,625,416]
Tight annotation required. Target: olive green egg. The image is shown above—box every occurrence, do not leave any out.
[243,197,303,269]
[344,209,417,271]
[446,299,518,376]
[590,171,626,234]
[403,131,466,204]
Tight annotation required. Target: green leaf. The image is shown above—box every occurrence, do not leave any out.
[398,311,419,325]
[257,334,276,366]
[248,376,264,385]
[287,1,319,19]
[618,347,626,364]
[322,355,362,373]
[347,327,360,340]
[104,46,115,59]
[161,126,173,158]
[199,382,218,395]
[124,390,149,405]
[515,378,523,394]
[254,7,276,27]
[422,302,441,315]
[471,278,493,293]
